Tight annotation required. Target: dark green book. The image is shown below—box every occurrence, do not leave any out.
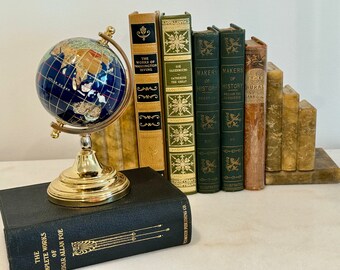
[192,27,220,193]
[0,168,192,270]
[213,24,245,191]
[160,12,197,194]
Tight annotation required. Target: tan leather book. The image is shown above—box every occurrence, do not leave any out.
[129,11,166,174]
[282,85,300,171]
[265,62,283,172]
[297,99,317,171]
[244,37,267,190]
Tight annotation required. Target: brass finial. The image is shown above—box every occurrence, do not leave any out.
[99,26,115,46]
[51,120,64,139]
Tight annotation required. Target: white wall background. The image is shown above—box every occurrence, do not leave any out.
[0,0,339,161]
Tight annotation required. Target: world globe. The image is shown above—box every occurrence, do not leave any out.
[36,35,128,128]
[34,28,133,207]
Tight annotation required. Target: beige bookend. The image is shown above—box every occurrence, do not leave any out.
[265,62,283,172]
[297,100,317,171]
[119,98,139,169]
[281,85,299,171]
[266,148,340,184]
[92,99,139,171]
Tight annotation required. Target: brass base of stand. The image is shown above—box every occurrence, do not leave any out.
[47,149,130,207]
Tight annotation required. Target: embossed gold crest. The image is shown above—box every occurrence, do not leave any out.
[168,94,193,117]
[226,112,241,128]
[226,157,241,172]
[199,39,215,56]
[201,159,217,174]
[171,154,195,174]
[164,30,190,53]
[201,114,216,130]
[137,25,151,41]
[225,37,241,54]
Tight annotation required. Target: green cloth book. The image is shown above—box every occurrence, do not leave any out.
[160,12,197,194]
[0,167,192,270]
[213,24,245,191]
[192,27,220,193]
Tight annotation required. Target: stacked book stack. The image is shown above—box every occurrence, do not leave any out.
[123,11,340,193]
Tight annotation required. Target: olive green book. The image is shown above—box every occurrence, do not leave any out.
[160,12,196,194]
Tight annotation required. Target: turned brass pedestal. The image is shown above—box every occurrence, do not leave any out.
[47,135,130,207]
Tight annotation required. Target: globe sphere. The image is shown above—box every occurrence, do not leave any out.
[36,37,127,127]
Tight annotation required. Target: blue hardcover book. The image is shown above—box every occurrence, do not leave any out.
[0,167,192,270]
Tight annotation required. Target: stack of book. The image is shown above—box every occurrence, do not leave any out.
[123,10,340,194]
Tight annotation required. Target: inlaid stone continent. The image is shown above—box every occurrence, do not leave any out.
[36,37,127,127]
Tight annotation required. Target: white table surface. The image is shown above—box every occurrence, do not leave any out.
[1,150,340,270]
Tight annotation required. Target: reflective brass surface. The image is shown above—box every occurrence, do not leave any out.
[47,148,130,207]
[44,27,133,207]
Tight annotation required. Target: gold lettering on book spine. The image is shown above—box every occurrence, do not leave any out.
[182,204,189,244]
[245,69,265,104]
[71,224,170,256]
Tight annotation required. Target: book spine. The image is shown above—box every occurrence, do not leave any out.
[265,62,283,172]
[297,99,317,171]
[5,197,192,270]
[282,85,299,171]
[244,37,267,190]
[219,25,245,192]
[129,11,166,174]
[160,13,197,194]
[193,29,220,193]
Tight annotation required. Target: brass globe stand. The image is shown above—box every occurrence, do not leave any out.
[47,134,130,207]
[46,27,133,207]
